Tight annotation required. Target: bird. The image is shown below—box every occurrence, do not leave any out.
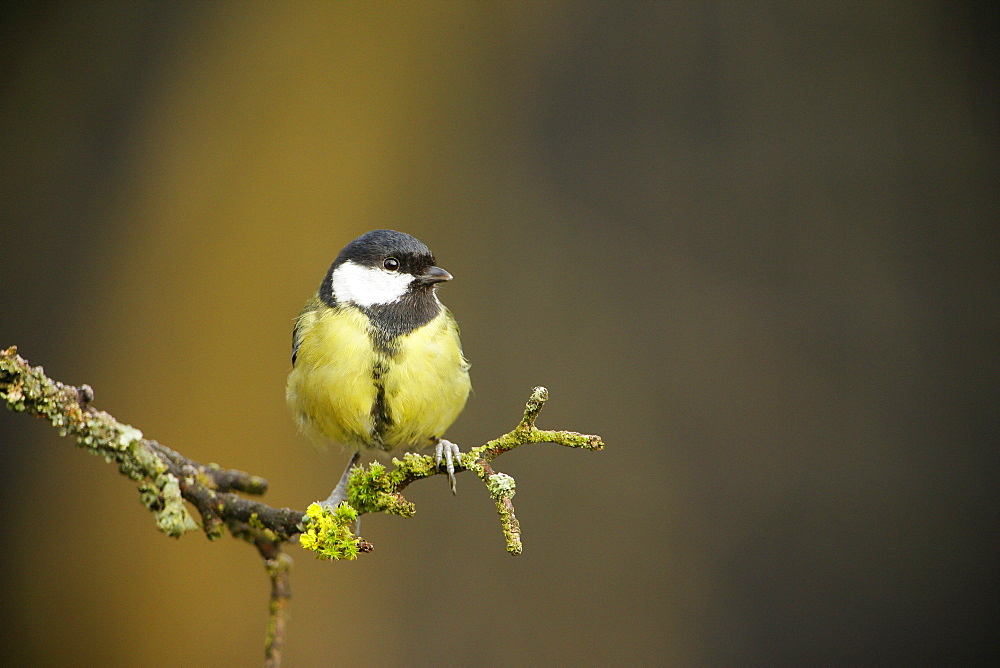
[286,229,471,509]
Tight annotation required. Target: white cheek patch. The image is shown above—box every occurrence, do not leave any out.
[331,260,413,307]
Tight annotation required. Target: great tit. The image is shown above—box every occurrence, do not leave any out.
[286,229,471,508]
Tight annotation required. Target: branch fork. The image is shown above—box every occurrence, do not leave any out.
[302,386,603,558]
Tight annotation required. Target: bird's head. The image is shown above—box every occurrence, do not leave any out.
[324,229,452,308]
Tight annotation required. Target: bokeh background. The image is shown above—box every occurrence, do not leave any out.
[1,2,996,665]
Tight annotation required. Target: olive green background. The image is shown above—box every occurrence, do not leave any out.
[1,2,996,666]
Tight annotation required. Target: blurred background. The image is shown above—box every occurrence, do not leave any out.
[1,2,996,665]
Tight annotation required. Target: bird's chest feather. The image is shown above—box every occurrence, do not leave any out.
[286,303,469,451]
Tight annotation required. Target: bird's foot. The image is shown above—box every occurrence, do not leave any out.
[319,488,347,511]
[320,451,363,535]
[434,438,462,494]
[320,451,361,511]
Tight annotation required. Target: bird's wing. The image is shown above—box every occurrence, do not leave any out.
[291,297,321,366]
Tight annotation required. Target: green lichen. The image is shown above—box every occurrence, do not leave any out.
[487,472,516,500]
[137,481,160,510]
[299,502,361,560]
[119,441,164,481]
[392,451,439,477]
[246,513,280,542]
[3,349,202,537]
[496,498,522,556]
[460,449,486,477]
[116,424,143,450]
[346,459,419,517]
[153,474,198,538]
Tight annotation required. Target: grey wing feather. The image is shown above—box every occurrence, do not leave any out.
[291,320,301,366]
[290,299,316,367]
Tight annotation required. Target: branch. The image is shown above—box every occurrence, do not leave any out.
[1,346,310,666]
[0,347,304,539]
[1,346,603,663]
[302,386,603,557]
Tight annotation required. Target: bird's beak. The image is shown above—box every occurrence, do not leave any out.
[420,266,453,284]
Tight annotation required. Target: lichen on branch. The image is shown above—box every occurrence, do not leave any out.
[299,385,604,558]
[2,345,604,667]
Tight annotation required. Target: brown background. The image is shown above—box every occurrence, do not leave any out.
[1,2,996,666]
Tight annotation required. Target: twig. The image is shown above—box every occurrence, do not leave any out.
[258,541,292,668]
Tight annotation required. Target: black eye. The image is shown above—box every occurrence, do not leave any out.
[383,257,399,271]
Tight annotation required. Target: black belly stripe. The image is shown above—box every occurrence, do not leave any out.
[370,358,392,447]
[361,292,441,446]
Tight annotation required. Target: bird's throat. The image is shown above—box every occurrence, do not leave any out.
[360,291,441,354]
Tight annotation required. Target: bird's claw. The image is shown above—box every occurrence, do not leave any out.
[320,451,360,511]
[434,439,462,494]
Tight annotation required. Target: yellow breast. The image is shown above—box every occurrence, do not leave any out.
[286,300,470,452]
